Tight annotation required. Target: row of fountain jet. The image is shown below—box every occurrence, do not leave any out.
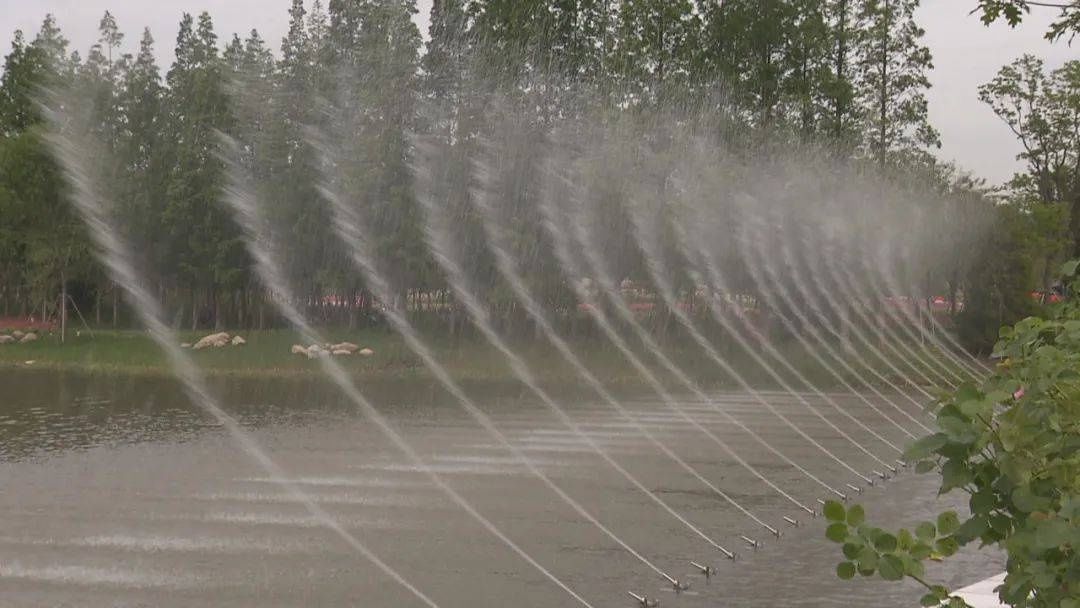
[43,83,989,607]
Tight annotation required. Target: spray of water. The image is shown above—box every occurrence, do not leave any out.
[684,204,921,444]
[795,225,959,392]
[813,232,968,387]
[641,169,902,472]
[458,130,844,525]
[40,96,441,608]
[299,128,693,586]
[869,238,993,378]
[216,134,596,608]
[784,222,949,394]
[538,149,828,516]
[666,198,905,460]
[613,182,870,493]
[390,137,752,560]
[759,212,937,406]
[728,202,933,436]
[846,246,984,384]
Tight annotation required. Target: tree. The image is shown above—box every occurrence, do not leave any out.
[0,15,91,332]
[110,27,165,325]
[828,263,1080,608]
[974,0,1080,42]
[613,0,701,108]
[821,0,866,152]
[98,10,123,63]
[980,56,1080,255]
[856,0,940,167]
[161,12,245,330]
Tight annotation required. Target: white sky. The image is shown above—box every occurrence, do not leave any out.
[0,0,1074,186]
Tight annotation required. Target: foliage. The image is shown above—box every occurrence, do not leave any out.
[974,0,1080,42]
[955,202,1039,354]
[0,0,1019,343]
[830,260,1080,608]
[978,56,1080,255]
[856,0,940,166]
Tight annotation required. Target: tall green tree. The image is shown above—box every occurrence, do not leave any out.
[980,55,1080,255]
[612,0,700,107]
[162,12,244,330]
[975,0,1080,41]
[856,0,940,166]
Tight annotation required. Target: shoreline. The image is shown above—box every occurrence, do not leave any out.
[0,328,971,395]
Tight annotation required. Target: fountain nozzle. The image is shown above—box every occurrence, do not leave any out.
[661,573,691,595]
[628,591,660,607]
[691,561,718,580]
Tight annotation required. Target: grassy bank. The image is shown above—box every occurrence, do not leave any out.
[0,326,970,393]
[0,328,697,388]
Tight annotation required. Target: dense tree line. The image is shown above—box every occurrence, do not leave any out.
[0,1,1073,347]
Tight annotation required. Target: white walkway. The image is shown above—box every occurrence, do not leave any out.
[955,573,1006,607]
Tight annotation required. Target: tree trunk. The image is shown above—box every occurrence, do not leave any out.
[878,0,890,168]
[213,289,223,331]
[112,286,119,328]
[834,0,848,142]
[191,288,198,332]
[60,270,67,343]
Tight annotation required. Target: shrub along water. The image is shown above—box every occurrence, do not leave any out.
[827,261,1080,608]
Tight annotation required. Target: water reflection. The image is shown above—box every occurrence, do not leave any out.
[0,370,1003,607]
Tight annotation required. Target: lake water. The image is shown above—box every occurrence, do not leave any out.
[0,371,1003,607]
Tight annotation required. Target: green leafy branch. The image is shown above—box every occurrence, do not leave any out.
[829,261,1080,608]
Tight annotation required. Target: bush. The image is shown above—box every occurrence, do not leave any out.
[829,261,1080,608]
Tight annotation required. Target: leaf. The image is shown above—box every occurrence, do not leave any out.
[955,384,981,403]
[907,433,948,460]
[954,515,989,543]
[837,561,856,580]
[874,533,898,553]
[937,511,960,535]
[916,522,937,541]
[1033,519,1070,550]
[1061,259,1079,278]
[970,489,996,515]
[842,542,863,560]
[1011,487,1047,513]
[824,500,846,522]
[920,593,941,607]
[911,541,933,560]
[826,523,849,543]
[959,398,993,421]
[935,536,960,557]
[988,514,1012,536]
[915,460,937,474]
[878,554,905,581]
[897,529,914,550]
[847,504,865,527]
[900,553,926,578]
[940,460,973,493]
[856,546,878,571]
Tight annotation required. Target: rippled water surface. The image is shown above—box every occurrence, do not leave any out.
[0,371,1002,607]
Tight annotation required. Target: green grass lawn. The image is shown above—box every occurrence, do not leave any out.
[0,328,671,387]
[0,325,973,394]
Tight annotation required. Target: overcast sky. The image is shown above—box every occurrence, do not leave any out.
[0,0,1074,186]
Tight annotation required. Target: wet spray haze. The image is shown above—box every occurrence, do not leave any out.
[37,44,993,605]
